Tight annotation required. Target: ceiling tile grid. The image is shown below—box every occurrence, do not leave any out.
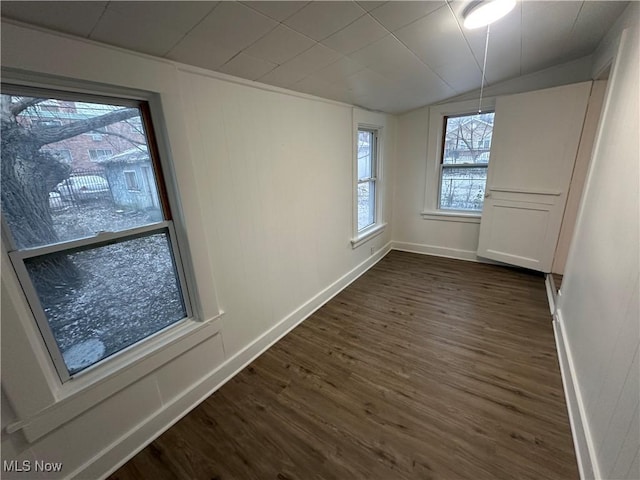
[0,0,629,114]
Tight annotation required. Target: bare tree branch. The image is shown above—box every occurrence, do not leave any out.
[91,128,146,147]
[10,97,46,116]
[32,108,139,147]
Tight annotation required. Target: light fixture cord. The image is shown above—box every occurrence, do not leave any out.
[478,23,490,113]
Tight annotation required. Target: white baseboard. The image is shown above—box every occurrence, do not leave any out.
[73,242,393,480]
[553,310,599,480]
[391,241,479,262]
[545,274,556,315]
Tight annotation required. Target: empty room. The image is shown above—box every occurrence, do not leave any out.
[0,1,638,479]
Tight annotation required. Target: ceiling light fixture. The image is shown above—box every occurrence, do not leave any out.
[463,0,516,29]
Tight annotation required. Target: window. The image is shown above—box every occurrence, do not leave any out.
[124,170,140,191]
[89,148,113,162]
[357,128,378,232]
[1,88,191,382]
[33,119,62,127]
[439,111,495,211]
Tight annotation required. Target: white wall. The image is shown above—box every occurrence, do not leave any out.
[392,56,594,261]
[557,3,639,479]
[0,22,395,479]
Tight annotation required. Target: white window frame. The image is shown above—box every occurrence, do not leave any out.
[351,111,387,248]
[0,79,221,443]
[421,98,496,224]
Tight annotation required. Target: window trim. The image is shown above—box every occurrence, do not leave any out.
[2,88,194,382]
[0,77,219,442]
[422,98,496,221]
[438,111,493,213]
[352,119,386,247]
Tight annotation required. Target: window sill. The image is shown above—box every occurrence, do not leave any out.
[7,312,224,442]
[351,223,387,248]
[420,211,481,224]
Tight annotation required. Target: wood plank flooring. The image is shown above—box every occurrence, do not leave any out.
[110,251,578,480]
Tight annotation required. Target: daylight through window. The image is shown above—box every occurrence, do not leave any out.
[357,128,377,231]
[1,88,190,380]
[439,111,495,211]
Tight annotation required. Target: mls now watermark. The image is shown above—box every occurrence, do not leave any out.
[3,460,63,473]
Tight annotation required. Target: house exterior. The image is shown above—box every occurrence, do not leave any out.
[17,99,145,170]
[96,146,161,211]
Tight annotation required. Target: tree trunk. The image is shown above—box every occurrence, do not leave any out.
[1,122,69,249]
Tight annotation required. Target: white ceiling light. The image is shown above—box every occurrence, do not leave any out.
[463,0,517,29]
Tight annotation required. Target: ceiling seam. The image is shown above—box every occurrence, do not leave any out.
[87,1,110,39]
[161,1,222,58]
[374,4,459,94]
[445,0,485,79]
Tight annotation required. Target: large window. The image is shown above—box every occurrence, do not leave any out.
[439,111,495,211]
[357,128,378,232]
[1,88,190,381]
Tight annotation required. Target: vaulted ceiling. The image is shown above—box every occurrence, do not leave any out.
[1,1,628,113]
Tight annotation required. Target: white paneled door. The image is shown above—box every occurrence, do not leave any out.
[477,82,592,272]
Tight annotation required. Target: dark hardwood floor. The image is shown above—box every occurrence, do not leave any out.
[110,251,578,480]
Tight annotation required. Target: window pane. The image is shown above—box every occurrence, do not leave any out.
[439,167,487,211]
[357,181,375,231]
[443,112,494,165]
[1,94,163,249]
[357,130,374,180]
[24,231,186,375]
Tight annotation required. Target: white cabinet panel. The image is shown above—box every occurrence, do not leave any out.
[477,82,591,272]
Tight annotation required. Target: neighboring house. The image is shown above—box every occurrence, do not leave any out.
[96,145,160,211]
[17,99,145,170]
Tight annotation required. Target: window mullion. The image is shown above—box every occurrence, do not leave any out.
[9,221,171,261]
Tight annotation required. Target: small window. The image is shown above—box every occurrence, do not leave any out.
[357,128,378,232]
[1,88,190,381]
[439,111,494,211]
[124,170,140,191]
[89,148,113,162]
[33,119,62,128]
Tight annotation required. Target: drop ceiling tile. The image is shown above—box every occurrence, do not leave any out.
[432,61,482,94]
[280,44,342,75]
[218,53,277,81]
[521,1,582,73]
[166,42,237,71]
[357,2,387,12]
[242,1,310,21]
[106,1,216,33]
[321,14,388,55]
[315,57,366,83]
[291,75,352,103]
[169,2,277,57]
[91,7,195,56]
[256,65,309,89]
[1,1,107,37]
[283,1,366,41]
[344,68,394,98]
[395,6,474,69]
[369,1,445,32]
[243,25,315,65]
[565,1,629,57]
[349,35,430,80]
[386,62,455,95]
[451,0,522,83]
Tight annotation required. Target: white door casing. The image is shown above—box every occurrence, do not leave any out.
[477,82,592,272]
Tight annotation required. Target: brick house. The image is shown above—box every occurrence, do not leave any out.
[18,99,145,171]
